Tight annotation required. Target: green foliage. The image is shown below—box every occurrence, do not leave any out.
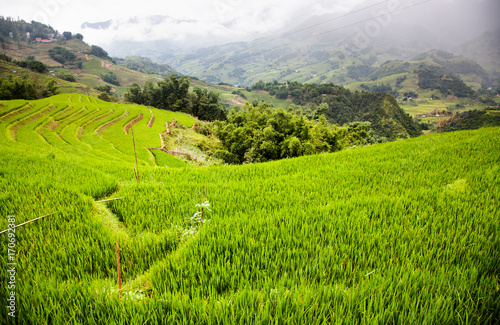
[2,54,47,73]
[0,53,12,62]
[94,85,112,94]
[98,92,114,102]
[251,80,421,140]
[214,102,342,164]
[370,61,411,80]
[48,46,77,64]
[417,67,475,98]
[125,76,226,121]
[190,87,226,121]
[62,31,72,40]
[14,59,47,73]
[347,64,376,81]
[119,57,176,76]
[101,72,120,86]
[0,17,56,41]
[90,45,109,59]
[0,75,36,99]
[439,109,500,132]
[57,73,76,82]
[360,83,398,97]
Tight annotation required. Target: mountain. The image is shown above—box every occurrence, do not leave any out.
[160,21,491,88]
[0,18,179,97]
[456,29,500,72]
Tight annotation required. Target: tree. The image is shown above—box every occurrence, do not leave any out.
[190,87,226,121]
[62,31,72,40]
[98,92,112,102]
[101,72,119,86]
[74,33,83,40]
[48,46,76,64]
[90,45,108,59]
[124,77,225,121]
[213,103,341,164]
[124,83,144,104]
[0,76,37,100]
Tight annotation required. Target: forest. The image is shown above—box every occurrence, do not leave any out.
[124,75,227,121]
[250,80,421,140]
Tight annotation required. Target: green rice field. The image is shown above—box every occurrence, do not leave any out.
[0,94,499,324]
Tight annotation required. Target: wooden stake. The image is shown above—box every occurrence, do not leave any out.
[131,125,140,183]
[0,212,58,235]
[95,197,123,203]
[202,185,205,219]
[115,241,122,296]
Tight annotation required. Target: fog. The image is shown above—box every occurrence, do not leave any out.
[2,0,499,56]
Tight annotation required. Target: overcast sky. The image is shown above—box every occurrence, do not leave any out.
[2,0,499,49]
[2,0,359,32]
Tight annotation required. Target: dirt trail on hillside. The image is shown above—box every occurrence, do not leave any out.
[96,112,130,135]
[124,113,143,134]
[147,115,155,128]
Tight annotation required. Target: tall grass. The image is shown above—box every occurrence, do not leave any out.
[0,94,498,324]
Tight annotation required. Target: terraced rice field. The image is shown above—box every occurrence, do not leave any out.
[0,94,499,324]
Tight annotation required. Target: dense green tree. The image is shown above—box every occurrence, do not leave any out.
[58,73,76,82]
[213,102,343,164]
[250,80,421,140]
[15,59,47,73]
[189,87,226,121]
[94,85,112,94]
[90,45,108,59]
[439,110,500,132]
[48,46,76,64]
[62,31,72,40]
[100,72,119,86]
[417,67,475,98]
[0,76,37,100]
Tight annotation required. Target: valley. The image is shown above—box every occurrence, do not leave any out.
[1,3,500,323]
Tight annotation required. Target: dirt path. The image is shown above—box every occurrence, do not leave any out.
[147,115,155,128]
[96,112,130,135]
[123,113,143,134]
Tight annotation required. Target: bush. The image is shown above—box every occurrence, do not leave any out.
[90,45,108,59]
[58,74,76,82]
[101,72,119,86]
[48,46,76,64]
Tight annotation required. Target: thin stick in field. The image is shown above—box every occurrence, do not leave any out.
[95,197,123,203]
[0,212,58,235]
[202,185,205,219]
[116,241,122,296]
[131,125,140,183]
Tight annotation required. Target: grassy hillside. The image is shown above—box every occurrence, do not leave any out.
[1,93,499,323]
[0,20,177,97]
[0,94,204,168]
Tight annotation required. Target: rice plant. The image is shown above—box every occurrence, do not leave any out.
[0,95,498,324]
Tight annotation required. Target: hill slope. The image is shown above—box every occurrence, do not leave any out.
[0,18,178,96]
[1,91,499,322]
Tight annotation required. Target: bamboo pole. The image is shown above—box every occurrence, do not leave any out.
[116,241,122,297]
[95,198,123,203]
[202,185,205,219]
[131,125,140,183]
[0,212,58,235]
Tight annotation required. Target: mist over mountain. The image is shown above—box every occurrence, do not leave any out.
[79,0,500,60]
